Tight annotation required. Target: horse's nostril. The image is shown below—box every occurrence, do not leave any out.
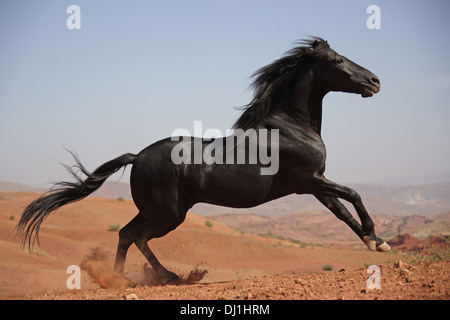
[371,76,380,86]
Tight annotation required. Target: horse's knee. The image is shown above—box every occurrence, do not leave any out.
[117,226,135,248]
[347,188,361,203]
[118,227,129,240]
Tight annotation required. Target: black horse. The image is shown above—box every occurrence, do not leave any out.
[17,37,390,283]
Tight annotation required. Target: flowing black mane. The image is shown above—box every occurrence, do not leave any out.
[233,37,331,130]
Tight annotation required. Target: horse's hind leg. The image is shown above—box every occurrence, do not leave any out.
[114,213,143,273]
[315,195,390,251]
[315,195,364,240]
[312,176,390,252]
[134,237,179,284]
[114,211,179,284]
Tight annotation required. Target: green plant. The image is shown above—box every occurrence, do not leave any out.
[117,196,124,202]
[205,220,213,228]
[322,263,333,271]
[108,224,120,232]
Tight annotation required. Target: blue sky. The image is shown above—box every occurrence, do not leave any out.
[1,0,449,187]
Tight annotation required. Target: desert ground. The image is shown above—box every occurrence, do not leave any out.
[0,191,448,300]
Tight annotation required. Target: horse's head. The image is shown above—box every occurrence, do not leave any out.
[233,37,382,131]
[311,39,381,98]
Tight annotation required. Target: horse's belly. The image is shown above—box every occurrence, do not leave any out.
[183,163,277,208]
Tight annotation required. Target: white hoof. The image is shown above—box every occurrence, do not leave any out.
[376,241,391,252]
[363,236,376,251]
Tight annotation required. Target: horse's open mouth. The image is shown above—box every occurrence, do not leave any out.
[361,86,379,98]
[361,89,374,98]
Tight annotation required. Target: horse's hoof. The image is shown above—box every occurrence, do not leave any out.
[363,236,376,251]
[376,241,391,252]
[159,270,180,285]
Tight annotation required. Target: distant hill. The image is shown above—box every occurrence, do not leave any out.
[348,182,450,216]
[91,181,132,200]
[2,180,450,217]
[207,211,450,245]
[0,180,132,200]
[192,182,450,216]
[193,182,450,217]
[0,181,45,193]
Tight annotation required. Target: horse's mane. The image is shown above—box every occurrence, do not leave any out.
[233,37,331,130]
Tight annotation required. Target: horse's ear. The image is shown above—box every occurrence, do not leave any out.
[312,40,319,49]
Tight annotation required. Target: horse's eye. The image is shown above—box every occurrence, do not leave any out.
[336,58,344,65]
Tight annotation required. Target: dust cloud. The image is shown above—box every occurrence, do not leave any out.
[80,247,207,288]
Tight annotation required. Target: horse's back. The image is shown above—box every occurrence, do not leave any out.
[130,136,281,209]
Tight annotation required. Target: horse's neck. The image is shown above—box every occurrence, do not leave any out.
[280,71,326,136]
[306,91,324,135]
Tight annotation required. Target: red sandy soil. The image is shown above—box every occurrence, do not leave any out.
[1,191,448,300]
[15,260,449,300]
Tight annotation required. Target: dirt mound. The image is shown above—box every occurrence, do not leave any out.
[388,233,449,251]
[427,234,450,248]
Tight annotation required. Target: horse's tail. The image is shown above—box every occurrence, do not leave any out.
[16,151,137,250]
